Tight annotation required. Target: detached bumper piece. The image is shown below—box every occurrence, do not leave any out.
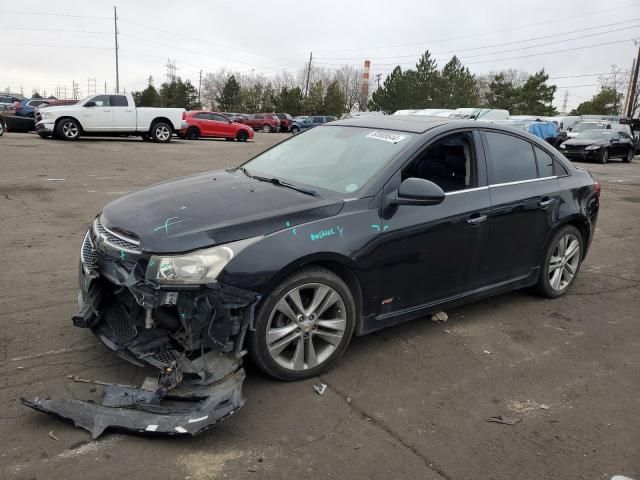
[22,368,245,439]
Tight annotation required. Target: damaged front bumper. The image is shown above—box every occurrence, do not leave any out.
[23,218,259,438]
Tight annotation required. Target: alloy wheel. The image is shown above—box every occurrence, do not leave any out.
[62,121,79,139]
[262,124,271,133]
[266,283,347,371]
[155,125,171,141]
[548,233,580,291]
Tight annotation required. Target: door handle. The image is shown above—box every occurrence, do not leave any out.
[103,110,111,112]
[539,197,554,209]
[124,110,133,113]
[467,214,487,226]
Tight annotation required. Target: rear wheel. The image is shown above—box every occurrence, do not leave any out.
[536,225,583,298]
[262,124,271,133]
[186,127,200,140]
[598,148,608,164]
[236,130,248,142]
[291,125,300,134]
[248,267,356,381]
[623,148,634,163]
[0,120,4,136]
[56,118,81,141]
[151,121,172,143]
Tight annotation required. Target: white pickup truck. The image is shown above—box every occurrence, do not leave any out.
[35,93,187,143]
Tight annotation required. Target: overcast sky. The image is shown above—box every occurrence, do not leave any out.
[1,0,639,110]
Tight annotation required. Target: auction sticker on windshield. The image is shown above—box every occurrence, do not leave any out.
[365,131,408,144]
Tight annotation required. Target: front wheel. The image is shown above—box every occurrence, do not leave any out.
[56,118,81,141]
[262,124,271,133]
[291,126,300,134]
[150,122,172,143]
[536,225,583,298]
[623,148,634,163]
[236,130,248,142]
[248,267,356,381]
[0,120,4,136]
[186,127,200,140]
[598,148,608,164]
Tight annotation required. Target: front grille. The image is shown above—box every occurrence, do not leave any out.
[80,231,99,270]
[35,111,42,122]
[104,305,138,344]
[93,216,141,254]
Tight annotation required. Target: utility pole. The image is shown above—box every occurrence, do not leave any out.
[105,81,107,93]
[114,6,120,93]
[375,73,382,89]
[198,69,202,107]
[561,90,569,113]
[304,52,313,96]
[624,44,640,118]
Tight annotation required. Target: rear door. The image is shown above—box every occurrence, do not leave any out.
[480,130,561,284]
[110,95,136,131]
[210,113,231,137]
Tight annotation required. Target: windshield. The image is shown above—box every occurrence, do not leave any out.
[573,122,607,133]
[243,126,414,195]
[576,130,612,140]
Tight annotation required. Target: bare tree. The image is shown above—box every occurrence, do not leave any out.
[599,65,630,115]
[334,64,363,112]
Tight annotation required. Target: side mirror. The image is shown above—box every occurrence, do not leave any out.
[567,127,572,132]
[84,101,96,107]
[392,177,445,206]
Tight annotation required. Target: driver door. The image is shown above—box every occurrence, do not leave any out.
[81,95,113,131]
[367,130,492,314]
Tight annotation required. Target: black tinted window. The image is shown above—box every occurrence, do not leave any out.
[534,146,554,178]
[210,114,227,122]
[313,117,323,124]
[110,95,128,107]
[484,132,537,184]
[195,113,212,120]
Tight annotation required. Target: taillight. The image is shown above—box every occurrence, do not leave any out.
[593,179,601,201]
[182,111,186,120]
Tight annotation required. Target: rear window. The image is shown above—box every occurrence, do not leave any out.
[483,131,537,184]
[110,95,128,107]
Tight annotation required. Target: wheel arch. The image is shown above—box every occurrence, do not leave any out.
[55,115,83,132]
[149,116,174,131]
[254,253,365,335]
[544,215,591,262]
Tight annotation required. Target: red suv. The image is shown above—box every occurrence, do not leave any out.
[275,113,293,132]
[245,114,281,133]
[179,111,254,142]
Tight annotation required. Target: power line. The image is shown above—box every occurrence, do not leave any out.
[0,42,111,49]
[0,25,111,34]
[313,2,639,54]
[315,17,640,61]
[0,9,111,20]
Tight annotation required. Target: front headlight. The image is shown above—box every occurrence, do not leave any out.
[585,144,601,150]
[559,143,566,149]
[147,237,260,285]
[40,111,52,119]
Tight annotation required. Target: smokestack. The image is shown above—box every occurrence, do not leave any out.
[362,60,371,110]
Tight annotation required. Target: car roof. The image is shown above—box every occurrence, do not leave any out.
[330,114,457,133]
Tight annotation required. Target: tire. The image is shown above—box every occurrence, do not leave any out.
[55,118,81,141]
[598,148,608,164]
[248,267,356,381]
[236,130,248,142]
[37,132,51,139]
[535,225,583,298]
[262,124,271,133]
[186,127,200,140]
[150,121,172,143]
[0,120,4,136]
[291,126,300,134]
[623,148,634,163]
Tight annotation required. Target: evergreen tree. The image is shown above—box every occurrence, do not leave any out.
[437,56,479,108]
[414,51,439,107]
[513,70,557,116]
[133,85,160,107]
[570,87,624,116]
[216,75,241,111]
[323,81,346,117]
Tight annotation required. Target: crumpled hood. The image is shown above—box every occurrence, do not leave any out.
[101,170,344,253]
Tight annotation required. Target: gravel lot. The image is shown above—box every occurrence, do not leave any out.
[1,132,639,480]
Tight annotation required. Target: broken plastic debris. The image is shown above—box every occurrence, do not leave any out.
[483,350,491,354]
[48,430,59,441]
[430,311,448,322]
[313,383,327,395]
[47,178,65,181]
[486,415,522,426]
[538,403,551,410]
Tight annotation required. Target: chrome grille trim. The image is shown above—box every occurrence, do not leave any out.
[93,216,141,254]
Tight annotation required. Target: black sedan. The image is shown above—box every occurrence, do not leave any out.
[560,129,635,164]
[24,116,600,437]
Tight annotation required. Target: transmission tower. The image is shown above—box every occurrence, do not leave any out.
[87,78,97,96]
[165,60,177,83]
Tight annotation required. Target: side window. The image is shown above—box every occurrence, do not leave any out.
[110,95,128,107]
[91,95,110,107]
[402,132,476,193]
[194,113,210,120]
[313,117,323,124]
[534,146,554,178]
[483,131,537,184]
[210,114,227,122]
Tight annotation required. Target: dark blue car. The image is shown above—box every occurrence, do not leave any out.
[14,98,50,117]
[290,115,337,134]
